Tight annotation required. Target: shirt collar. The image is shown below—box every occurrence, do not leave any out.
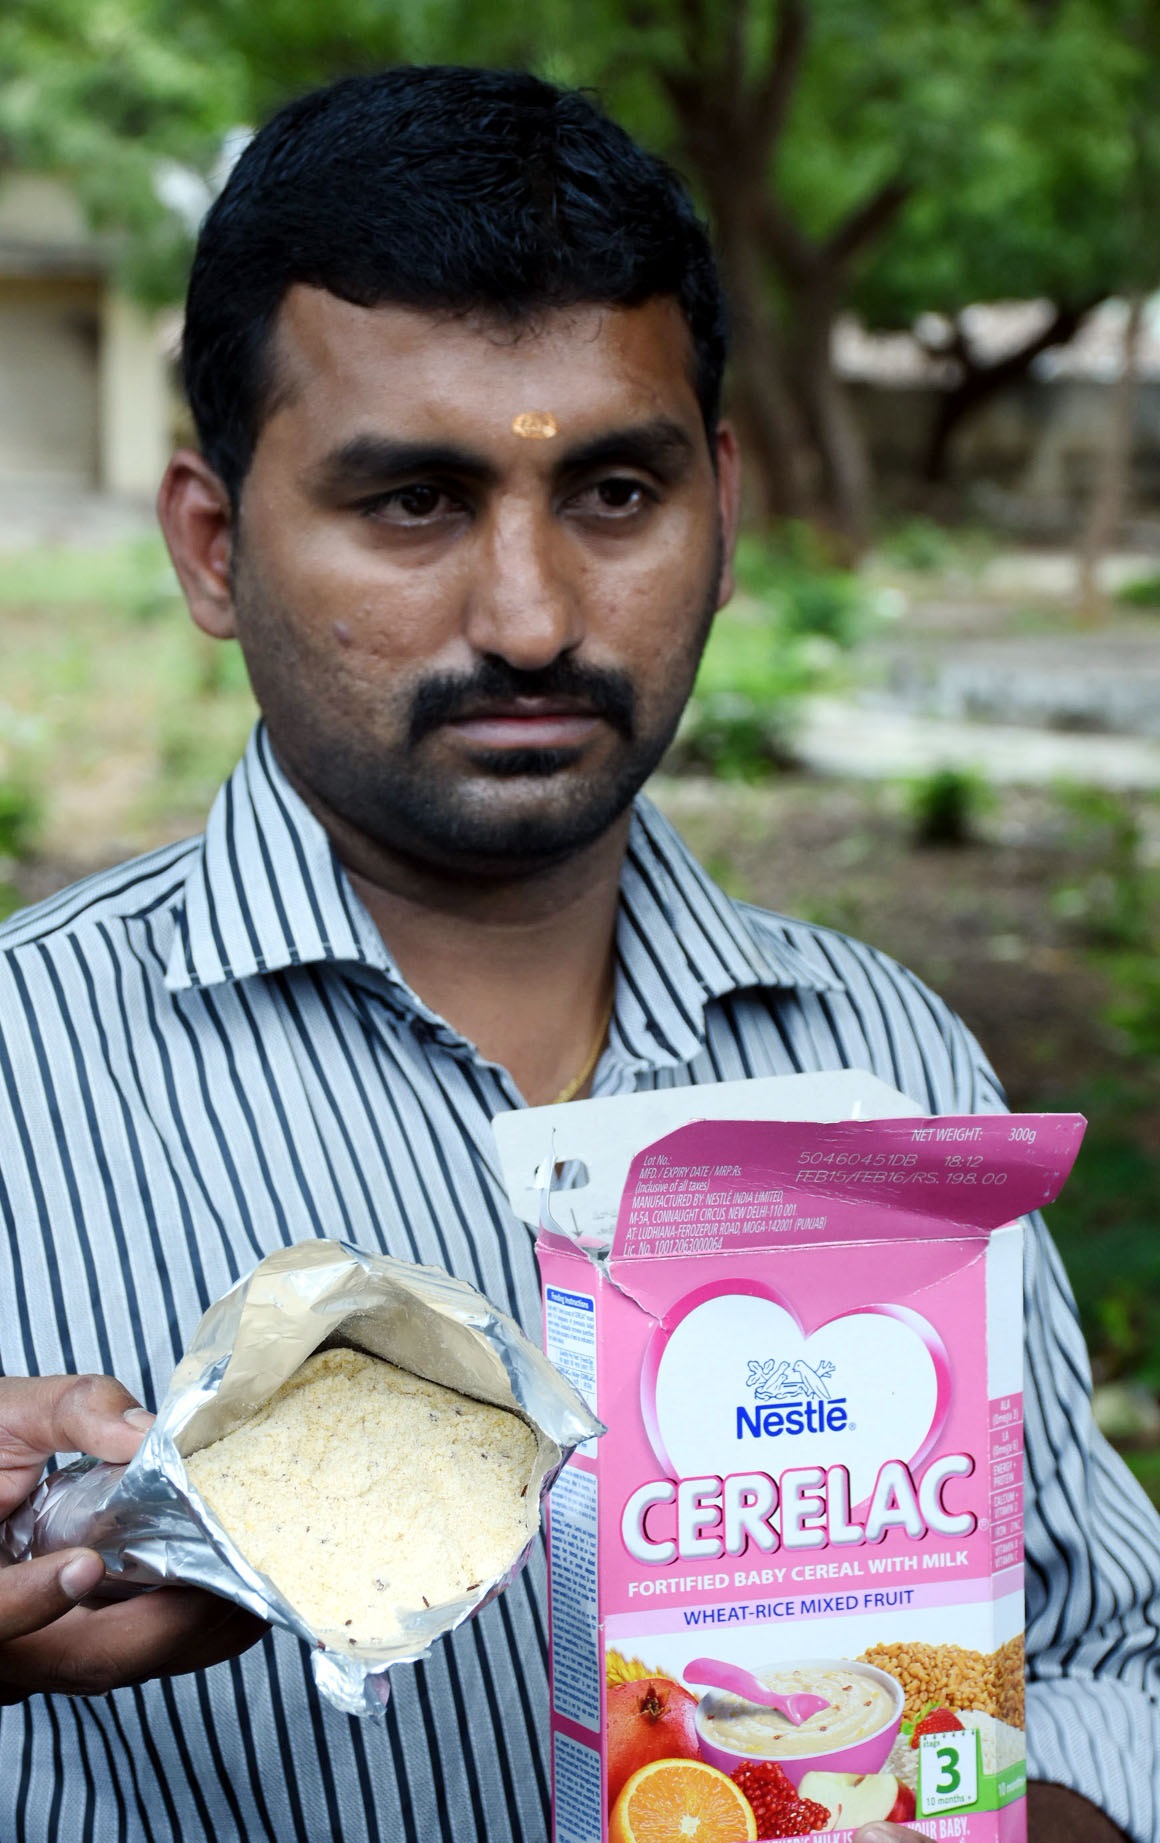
[613,798,837,1068]
[164,725,388,995]
[165,725,839,1063]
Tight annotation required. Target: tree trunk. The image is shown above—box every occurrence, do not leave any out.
[923,302,1099,484]
[789,287,873,553]
[657,5,904,547]
[706,195,816,523]
[924,370,1000,485]
[1076,291,1144,621]
[715,212,874,544]
[727,334,815,523]
[721,292,816,524]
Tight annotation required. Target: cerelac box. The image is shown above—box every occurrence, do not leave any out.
[495,1076,1085,1843]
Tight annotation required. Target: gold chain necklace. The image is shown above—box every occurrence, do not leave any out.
[551,990,615,1105]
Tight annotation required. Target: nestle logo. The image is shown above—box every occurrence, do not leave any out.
[736,1356,849,1439]
[735,1399,849,1437]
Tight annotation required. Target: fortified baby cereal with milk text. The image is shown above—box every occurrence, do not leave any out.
[495,1074,1085,1843]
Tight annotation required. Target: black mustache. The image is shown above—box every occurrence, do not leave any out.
[408,658,636,744]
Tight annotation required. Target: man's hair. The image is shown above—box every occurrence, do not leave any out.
[182,66,728,501]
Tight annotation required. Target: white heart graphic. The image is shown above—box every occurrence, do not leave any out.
[648,1291,943,1507]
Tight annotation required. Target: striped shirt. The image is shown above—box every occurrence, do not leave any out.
[0,722,1157,1843]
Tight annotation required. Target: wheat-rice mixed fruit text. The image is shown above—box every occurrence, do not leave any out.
[186,1347,539,1644]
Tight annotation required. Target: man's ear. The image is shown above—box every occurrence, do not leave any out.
[156,449,237,640]
[713,421,742,610]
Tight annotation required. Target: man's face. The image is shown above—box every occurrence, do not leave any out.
[198,290,738,877]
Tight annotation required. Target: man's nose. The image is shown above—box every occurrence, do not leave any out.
[464,501,584,668]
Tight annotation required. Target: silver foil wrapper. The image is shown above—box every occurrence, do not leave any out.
[0,1240,603,1716]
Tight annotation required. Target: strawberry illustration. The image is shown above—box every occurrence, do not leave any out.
[910,1707,964,1749]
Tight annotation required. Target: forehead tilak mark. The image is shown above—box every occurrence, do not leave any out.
[511,411,560,440]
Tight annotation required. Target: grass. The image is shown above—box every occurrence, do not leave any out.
[904,765,995,848]
[0,535,256,856]
[1046,792,1160,1487]
[674,533,886,779]
[1048,1079,1160,1396]
[0,776,42,859]
[1115,570,1160,609]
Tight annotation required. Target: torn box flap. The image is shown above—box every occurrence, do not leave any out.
[493,1070,924,1257]
[608,1112,1087,1275]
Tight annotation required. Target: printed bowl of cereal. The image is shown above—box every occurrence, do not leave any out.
[693,1659,905,1789]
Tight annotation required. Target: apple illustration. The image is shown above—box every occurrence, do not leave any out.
[798,1771,911,1828]
[888,1782,917,1823]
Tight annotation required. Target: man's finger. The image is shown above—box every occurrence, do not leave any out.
[0,1585,267,1700]
[855,1825,927,1841]
[0,1549,105,1643]
[0,1376,152,1514]
[60,1586,268,1684]
[115,1588,269,1679]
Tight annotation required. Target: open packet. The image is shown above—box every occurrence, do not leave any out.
[0,1240,601,1715]
[494,1072,1086,1843]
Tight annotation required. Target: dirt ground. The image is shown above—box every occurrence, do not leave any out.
[651,775,1133,1114]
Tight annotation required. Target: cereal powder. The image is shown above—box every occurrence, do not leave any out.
[187,1347,538,1642]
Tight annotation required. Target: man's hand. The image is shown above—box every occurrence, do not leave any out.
[0,1374,266,1702]
[850,1780,1130,1842]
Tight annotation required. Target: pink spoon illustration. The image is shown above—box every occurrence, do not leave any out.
[684,1658,830,1726]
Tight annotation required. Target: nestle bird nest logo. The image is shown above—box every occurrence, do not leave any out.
[736,1355,851,1439]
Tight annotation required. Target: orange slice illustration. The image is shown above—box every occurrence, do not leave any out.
[609,1758,758,1843]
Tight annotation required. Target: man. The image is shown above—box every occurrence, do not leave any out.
[0,65,1154,1843]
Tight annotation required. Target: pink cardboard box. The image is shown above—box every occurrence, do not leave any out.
[496,1078,1085,1843]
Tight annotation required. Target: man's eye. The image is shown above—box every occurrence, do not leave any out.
[576,477,653,515]
[362,483,460,521]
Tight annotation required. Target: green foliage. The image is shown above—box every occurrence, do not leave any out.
[0,697,47,867]
[702,853,754,903]
[1126,1446,1160,1505]
[4,0,1158,334]
[0,537,257,850]
[1051,785,1157,951]
[1105,956,1160,1062]
[676,695,791,783]
[0,534,179,612]
[122,542,185,625]
[675,535,878,780]
[905,765,992,847]
[152,637,256,814]
[0,0,247,301]
[1050,792,1160,1266]
[851,0,1160,326]
[879,518,958,575]
[738,525,901,646]
[1115,571,1160,608]
[0,776,42,861]
[877,518,998,578]
[1049,1078,1160,1392]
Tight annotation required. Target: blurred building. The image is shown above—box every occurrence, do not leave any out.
[838,299,1160,525]
[0,173,170,497]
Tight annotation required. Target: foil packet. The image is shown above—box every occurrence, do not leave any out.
[0,1240,603,1716]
